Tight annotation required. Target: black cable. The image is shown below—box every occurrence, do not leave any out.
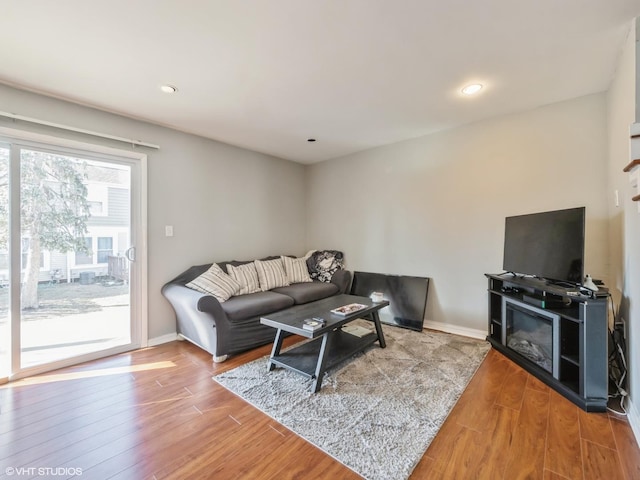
[606,292,628,415]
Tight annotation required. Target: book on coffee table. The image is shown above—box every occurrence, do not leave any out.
[341,324,372,338]
[330,303,367,316]
[302,318,325,331]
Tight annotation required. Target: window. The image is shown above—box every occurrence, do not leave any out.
[21,238,29,268]
[75,237,93,265]
[21,238,44,269]
[88,201,104,216]
[0,239,46,271]
[97,237,113,264]
[73,236,114,265]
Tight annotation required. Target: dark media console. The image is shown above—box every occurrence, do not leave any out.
[485,273,608,412]
[521,293,569,310]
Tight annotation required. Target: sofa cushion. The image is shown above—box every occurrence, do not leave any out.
[255,258,290,291]
[272,281,339,305]
[219,255,281,274]
[222,291,295,321]
[227,262,261,295]
[185,263,240,302]
[169,263,212,285]
[281,255,312,284]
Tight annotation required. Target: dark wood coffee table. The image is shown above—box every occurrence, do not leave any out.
[260,294,388,392]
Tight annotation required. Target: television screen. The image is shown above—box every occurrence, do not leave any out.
[350,271,429,331]
[503,207,585,284]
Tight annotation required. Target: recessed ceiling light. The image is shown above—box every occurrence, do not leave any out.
[461,84,483,95]
[307,138,316,142]
[160,84,178,94]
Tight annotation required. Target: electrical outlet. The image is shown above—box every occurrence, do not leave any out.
[165,225,174,237]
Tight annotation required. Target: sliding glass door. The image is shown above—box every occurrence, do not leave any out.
[0,139,144,379]
[0,145,8,380]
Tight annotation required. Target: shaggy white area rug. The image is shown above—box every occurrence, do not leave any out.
[213,321,490,480]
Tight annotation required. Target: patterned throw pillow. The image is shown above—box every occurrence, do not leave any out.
[255,258,290,291]
[227,262,262,295]
[185,263,241,302]
[281,255,312,284]
[307,250,344,283]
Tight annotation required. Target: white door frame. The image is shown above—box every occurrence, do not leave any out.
[0,126,148,380]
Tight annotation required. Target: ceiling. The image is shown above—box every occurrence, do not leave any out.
[1,1,639,164]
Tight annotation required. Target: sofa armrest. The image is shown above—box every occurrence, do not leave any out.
[161,282,232,358]
[331,269,351,294]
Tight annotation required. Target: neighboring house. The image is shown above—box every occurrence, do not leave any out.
[0,162,130,285]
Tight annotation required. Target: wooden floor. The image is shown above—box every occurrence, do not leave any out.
[1,338,640,480]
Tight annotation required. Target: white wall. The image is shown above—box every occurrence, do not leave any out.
[607,20,640,435]
[307,94,610,333]
[0,83,307,340]
[0,67,621,351]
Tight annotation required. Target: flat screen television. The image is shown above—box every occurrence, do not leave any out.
[350,271,429,331]
[503,207,585,285]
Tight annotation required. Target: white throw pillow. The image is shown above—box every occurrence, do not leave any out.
[185,263,240,302]
[255,258,290,291]
[227,262,262,295]
[281,255,312,284]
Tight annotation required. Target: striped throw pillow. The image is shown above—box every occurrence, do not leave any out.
[185,263,240,302]
[227,262,261,295]
[281,255,312,284]
[255,258,290,291]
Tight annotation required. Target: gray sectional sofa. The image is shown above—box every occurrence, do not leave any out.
[161,255,350,362]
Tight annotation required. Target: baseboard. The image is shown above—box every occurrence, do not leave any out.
[627,397,640,447]
[422,320,486,340]
[148,332,179,347]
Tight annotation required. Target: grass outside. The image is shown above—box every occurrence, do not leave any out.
[0,280,129,322]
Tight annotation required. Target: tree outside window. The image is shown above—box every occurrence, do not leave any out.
[21,238,44,269]
[21,150,90,309]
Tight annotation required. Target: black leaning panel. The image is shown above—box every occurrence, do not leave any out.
[350,271,429,332]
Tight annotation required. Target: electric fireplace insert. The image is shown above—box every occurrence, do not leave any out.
[504,298,560,379]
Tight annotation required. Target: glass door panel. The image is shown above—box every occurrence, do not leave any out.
[0,146,8,378]
[19,149,132,368]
